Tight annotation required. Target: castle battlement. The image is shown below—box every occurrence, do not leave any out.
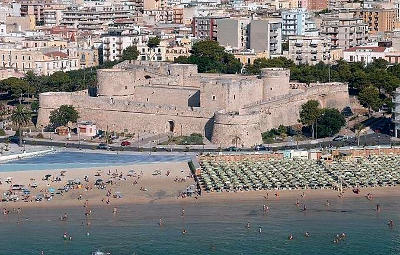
[38,61,350,147]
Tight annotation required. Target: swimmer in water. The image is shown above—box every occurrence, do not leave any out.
[181,208,185,216]
[376,204,381,212]
[246,221,250,229]
[159,218,163,226]
[296,199,300,207]
[288,234,293,240]
[303,204,307,211]
[325,200,330,207]
[113,207,117,214]
[259,227,262,233]
[182,229,187,235]
[305,232,310,237]
[388,220,394,228]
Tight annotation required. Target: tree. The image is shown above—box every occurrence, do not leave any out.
[49,105,79,129]
[0,77,33,102]
[147,37,160,48]
[299,100,321,139]
[175,40,242,74]
[122,45,139,61]
[315,108,346,138]
[11,105,31,146]
[358,86,382,116]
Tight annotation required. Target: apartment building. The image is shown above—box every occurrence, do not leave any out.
[0,48,79,75]
[320,12,369,50]
[248,19,282,55]
[142,9,173,24]
[102,33,143,62]
[288,35,331,65]
[216,17,250,50]
[355,8,397,34]
[192,16,226,40]
[281,9,317,39]
[307,0,328,11]
[78,48,99,68]
[61,5,133,31]
[43,7,64,27]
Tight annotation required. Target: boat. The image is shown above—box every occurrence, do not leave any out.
[91,251,111,255]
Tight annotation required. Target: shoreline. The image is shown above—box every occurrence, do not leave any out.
[3,184,400,210]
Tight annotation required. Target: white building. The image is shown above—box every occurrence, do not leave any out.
[102,34,144,62]
[281,8,316,40]
[343,46,390,65]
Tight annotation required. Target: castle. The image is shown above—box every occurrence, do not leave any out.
[37,61,350,147]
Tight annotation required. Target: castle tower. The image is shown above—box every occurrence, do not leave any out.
[260,68,290,100]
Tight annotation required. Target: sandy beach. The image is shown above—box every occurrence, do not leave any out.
[1,157,400,210]
[0,161,195,208]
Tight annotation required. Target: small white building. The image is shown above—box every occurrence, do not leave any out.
[343,46,390,65]
[77,121,97,137]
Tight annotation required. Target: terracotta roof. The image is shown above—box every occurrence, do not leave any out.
[44,51,69,58]
[344,46,387,52]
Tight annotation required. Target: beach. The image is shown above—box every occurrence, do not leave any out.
[1,157,400,209]
[1,152,400,254]
[0,161,196,208]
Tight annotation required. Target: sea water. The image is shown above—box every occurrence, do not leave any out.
[1,196,400,255]
[0,151,192,172]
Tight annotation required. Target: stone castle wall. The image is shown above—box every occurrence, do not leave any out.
[211,110,262,148]
[37,61,351,148]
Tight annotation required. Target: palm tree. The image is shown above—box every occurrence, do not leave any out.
[355,123,365,147]
[11,104,31,147]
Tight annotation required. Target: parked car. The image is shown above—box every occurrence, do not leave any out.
[121,141,131,147]
[333,135,345,142]
[254,145,267,151]
[7,136,21,144]
[226,146,240,152]
[97,143,110,150]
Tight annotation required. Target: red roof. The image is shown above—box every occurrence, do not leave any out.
[345,46,387,52]
[44,51,69,58]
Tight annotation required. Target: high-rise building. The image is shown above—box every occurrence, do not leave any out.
[320,12,369,50]
[355,8,397,34]
[288,35,331,65]
[216,17,250,50]
[281,9,317,40]
[248,19,282,55]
